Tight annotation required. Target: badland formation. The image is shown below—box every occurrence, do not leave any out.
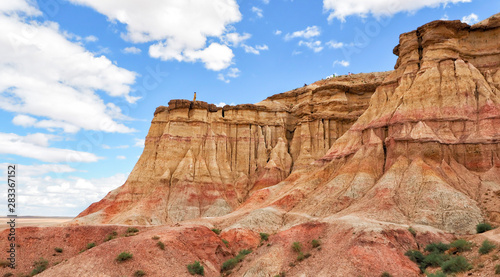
[2,13,500,277]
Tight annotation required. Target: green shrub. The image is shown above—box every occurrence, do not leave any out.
[425,242,449,253]
[3,272,14,277]
[221,258,238,271]
[495,264,500,274]
[311,239,321,248]
[116,252,133,262]
[157,241,165,250]
[476,222,493,233]
[304,253,311,258]
[187,261,204,276]
[127,227,139,233]
[449,239,472,252]
[292,242,302,253]
[86,242,96,249]
[441,256,472,274]
[152,236,160,240]
[479,239,496,255]
[30,258,49,276]
[211,228,221,235]
[221,249,252,272]
[405,250,427,272]
[426,270,446,277]
[423,252,449,267]
[134,270,146,277]
[408,227,416,237]
[104,234,116,241]
[296,252,305,261]
[54,247,63,253]
[260,233,269,241]
[221,239,229,247]
[273,273,285,277]
[380,272,392,277]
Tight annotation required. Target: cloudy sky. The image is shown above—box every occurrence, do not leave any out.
[0,0,496,216]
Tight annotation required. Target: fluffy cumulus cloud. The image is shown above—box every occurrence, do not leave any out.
[69,0,242,71]
[0,1,137,134]
[218,67,240,83]
[252,6,263,18]
[285,26,321,40]
[333,60,350,67]
[0,132,100,163]
[0,166,127,216]
[323,0,471,22]
[462,13,479,25]
[122,46,141,54]
[299,40,323,52]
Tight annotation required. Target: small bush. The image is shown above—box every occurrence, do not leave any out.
[104,234,116,242]
[54,247,63,253]
[304,253,311,258]
[134,270,146,277]
[111,231,118,236]
[408,227,416,237]
[426,270,446,277]
[116,252,133,262]
[86,242,96,250]
[476,222,493,234]
[127,227,139,233]
[297,252,305,261]
[152,236,160,240]
[495,264,500,274]
[260,233,269,241]
[0,260,10,268]
[449,239,472,252]
[441,256,472,274]
[211,228,221,235]
[3,272,14,277]
[30,258,49,276]
[423,252,449,267]
[311,239,321,248]
[221,258,238,271]
[405,250,426,272]
[381,272,392,277]
[187,261,204,276]
[479,239,496,255]
[157,241,165,250]
[425,242,449,253]
[273,273,285,277]
[292,242,302,253]
[222,239,229,247]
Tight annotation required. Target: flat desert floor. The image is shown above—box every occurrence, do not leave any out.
[0,216,73,230]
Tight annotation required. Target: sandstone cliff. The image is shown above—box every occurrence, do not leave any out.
[75,72,388,224]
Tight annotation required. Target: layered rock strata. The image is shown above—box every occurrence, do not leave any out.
[76,73,388,224]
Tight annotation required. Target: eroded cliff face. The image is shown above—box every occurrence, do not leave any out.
[75,73,388,224]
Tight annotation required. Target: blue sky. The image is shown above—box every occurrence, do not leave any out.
[0,0,497,216]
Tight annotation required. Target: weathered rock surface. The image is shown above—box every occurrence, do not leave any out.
[75,73,388,225]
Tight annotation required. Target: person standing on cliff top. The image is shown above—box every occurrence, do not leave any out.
[193,92,196,102]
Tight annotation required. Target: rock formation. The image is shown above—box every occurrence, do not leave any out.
[75,72,388,225]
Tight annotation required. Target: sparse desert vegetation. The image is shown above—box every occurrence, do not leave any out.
[187,261,204,276]
[116,252,133,262]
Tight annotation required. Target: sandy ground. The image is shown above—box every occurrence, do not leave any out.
[0,216,73,230]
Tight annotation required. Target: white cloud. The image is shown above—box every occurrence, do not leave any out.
[218,67,240,83]
[0,162,77,176]
[285,26,320,40]
[274,30,282,35]
[252,6,263,18]
[0,2,138,134]
[0,132,100,163]
[12,114,37,127]
[262,0,270,4]
[462,13,479,25]
[441,13,449,20]
[0,0,41,16]
[0,170,127,216]
[216,102,227,107]
[12,115,81,133]
[84,35,98,42]
[102,144,129,149]
[134,138,145,148]
[69,0,241,71]
[242,44,268,55]
[333,60,350,67]
[323,0,471,22]
[326,40,344,49]
[223,32,251,47]
[299,40,323,52]
[116,155,126,160]
[122,46,141,54]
